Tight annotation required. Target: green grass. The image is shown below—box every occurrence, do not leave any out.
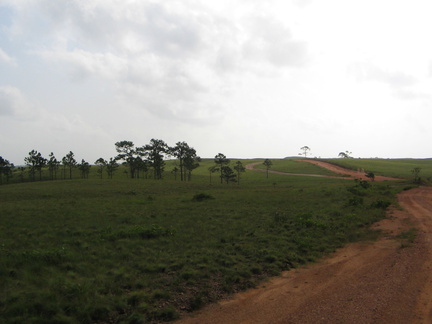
[322,158,432,180]
[253,159,341,176]
[0,159,413,323]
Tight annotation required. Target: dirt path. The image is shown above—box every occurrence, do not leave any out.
[177,163,432,323]
[245,160,401,181]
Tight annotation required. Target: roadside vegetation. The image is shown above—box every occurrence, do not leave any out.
[0,155,416,323]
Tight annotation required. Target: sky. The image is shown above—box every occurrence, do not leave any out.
[1,0,432,165]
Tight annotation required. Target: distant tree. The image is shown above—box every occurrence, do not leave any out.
[78,159,91,179]
[0,156,14,184]
[214,153,230,184]
[25,150,46,181]
[62,151,77,179]
[47,152,60,180]
[171,141,200,181]
[95,158,107,179]
[172,166,179,180]
[208,165,219,184]
[233,161,246,185]
[134,156,149,179]
[299,146,311,158]
[263,159,273,179]
[115,141,140,178]
[411,167,422,184]
[338,151,352,158]
[106,158,119,179]
[184,155,201,181]
[24,150,37,181]
[221,166,236,184]
[17,166,25,182]
[144,138,169,179]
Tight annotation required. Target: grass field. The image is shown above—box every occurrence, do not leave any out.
[322,158,432,180]
[0,158,419,323]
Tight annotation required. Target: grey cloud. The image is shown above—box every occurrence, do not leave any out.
[349,62,417,87]
[394,89,431,101]
[0,86,21,116]
[242,15,308,67]
[0,86,35,118]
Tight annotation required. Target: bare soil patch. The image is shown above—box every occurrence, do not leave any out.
[177,163,432,324]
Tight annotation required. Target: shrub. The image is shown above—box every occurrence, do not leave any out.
[370,199,391,209]
[192,193,214,201]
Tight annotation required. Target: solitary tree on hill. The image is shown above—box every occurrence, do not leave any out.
[263,159,273,179]
[338,151,352,158]
[299,146,311,158]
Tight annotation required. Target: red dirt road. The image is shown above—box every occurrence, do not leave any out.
[246,159,401,181]
[177,162,432,324]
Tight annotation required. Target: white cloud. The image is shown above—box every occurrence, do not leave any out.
[0,86,34,118]
[0,48,15,64]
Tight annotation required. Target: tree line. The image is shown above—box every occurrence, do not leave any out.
[0,139,253,185]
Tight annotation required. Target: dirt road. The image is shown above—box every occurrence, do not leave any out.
[177,162,432,323]
[245,160,400,181]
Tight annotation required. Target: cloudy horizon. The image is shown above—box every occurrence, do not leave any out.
[1,0,432,165]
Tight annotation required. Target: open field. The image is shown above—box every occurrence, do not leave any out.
[0,158,421,323]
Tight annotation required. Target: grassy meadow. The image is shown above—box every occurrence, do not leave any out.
[0,158,420,323]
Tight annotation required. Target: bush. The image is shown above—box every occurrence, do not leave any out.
[192,193,214,201]
[370,199,391,209]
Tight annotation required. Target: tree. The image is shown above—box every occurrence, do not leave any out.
[338,151,352,158]
[62,151,77,179]
[95,158,107,179]
[172,166,179,180]
[0,156,14,185]
[412,167,422,184]
[263,159,273,179]
[115,141,140,179]
[208,165,219,184]
[299,146,311,158]
[184,155,201,181]
[25,150,46,181]
[233,161,246,185]
[171,141,200,181]
[221,166,236,184]
[17,166,25,182]
[214,153,230,184]
[144,138,169,179]
[106,158,119,179]
[78,159,91,179]
[47,152,60,180]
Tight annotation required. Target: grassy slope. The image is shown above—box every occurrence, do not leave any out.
[322,158,432,180]
[0,159,411,323]
[252,159,340,176]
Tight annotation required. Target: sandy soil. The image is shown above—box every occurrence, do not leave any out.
[177,161,432,324]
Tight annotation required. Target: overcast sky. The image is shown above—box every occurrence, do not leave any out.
[1,0,432,164]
